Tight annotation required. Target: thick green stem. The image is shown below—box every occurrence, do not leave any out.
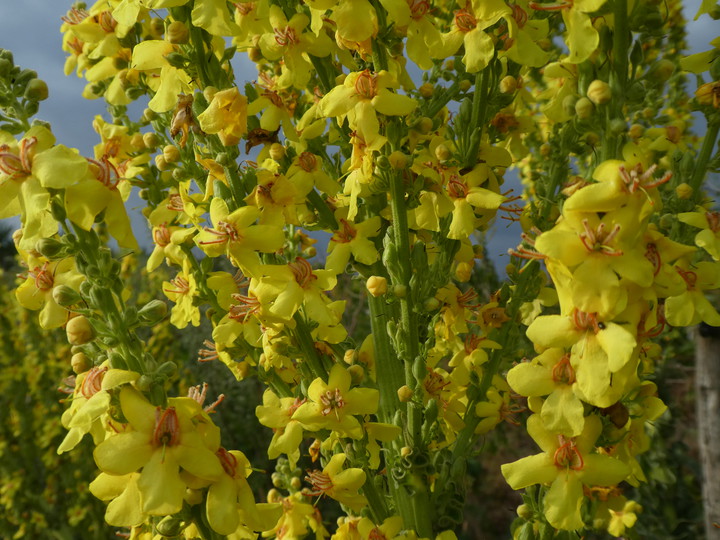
[464,68,490,169]
[293,314,329,380]
[604,0,629,161]
[689,120,720,200]
[367,293,404,423]
[362,471,390,522]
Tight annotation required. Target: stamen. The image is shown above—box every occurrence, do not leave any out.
[553,435,584,470]
[319,388,345,419]
[551,354,575,385]
[354,70,377,100]
[152,407,180,448]
[81,367,108,399]
[289,257,316,288]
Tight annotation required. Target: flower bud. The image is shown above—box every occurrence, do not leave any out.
[574,97,594,120]
[628,123,644,139]
[366,276,388,297]
[459,79,472,92]
[66,316,95,346]
[455,261,473,282]
[290,477,302,490]
[398,385,413,402]
[347,364,365,384]
[154,154,169,171]
[143,132,160,149]
[167,20,189,44]
[248,47,263,62]
[203,85,218,103]
[267,489,282,503]
[419,82,434,98]
[343,349,356,365]
[138,299,168,325]
[434,143,451,161]
[165,52,186,69]
[646,59,675,83]
[417,116,433,134]
[269,143,285,161]
[586,80,611,105]
[675,182,693,199]
[393,284,407,298]
[71,352,91,374]
[24,78,49,101]
[52,285,82,307]
[156,516,185,537]
[499,75,517,94]
[516,503,533,520]
[400,446,412,458]
[388,151,408,170]
[36,238,65,259]
[609,118,626,135]
[163,144,181,163]
[424,297,440,311]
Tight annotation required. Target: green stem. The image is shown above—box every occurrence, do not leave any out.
[367,292,404,423]
[464,68,490,169]
[292,314,329,380]
[362,471,390,522]
[604,0,629,161]
[689,120,720,201]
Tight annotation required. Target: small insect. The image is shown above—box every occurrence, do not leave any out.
[244,128,279,153]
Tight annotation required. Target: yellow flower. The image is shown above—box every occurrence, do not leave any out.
[130,40,193,112]
[293,363,379,438]
[93,387,224,516]
[162,261,201,329]
[197,87,248,146]
[256,390,307,468]
[319,70,417,142]
[304,453,368,511]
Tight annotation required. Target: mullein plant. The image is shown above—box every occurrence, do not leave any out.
[1,0,719,538]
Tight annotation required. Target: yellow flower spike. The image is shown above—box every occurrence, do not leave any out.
[304,453,368,512]
[293,363,379,439]
[93,387,224,516]
[197,87,248,146]
[502,414,629,531]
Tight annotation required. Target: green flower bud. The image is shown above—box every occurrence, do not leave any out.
[609,118,627,135]
[156,516,185,537]
[516,503,533,520]
[23,78,48,101]
[586,80,611,105]
[71,352,91,374]
[52,284,81,307]
[412,356,426,381]
[138,299,168,325]
[142,132,161,149]
[14,68,38,88]
[36,237,65,259]
[423,297,440,311]
[419,82,434,98]
[124,86,145,101]
[165,52,186,69]
[574,97,594,120]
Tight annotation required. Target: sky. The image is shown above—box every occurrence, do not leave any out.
[0,1,716,272]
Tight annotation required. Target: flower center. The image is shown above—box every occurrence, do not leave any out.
[88,156,121,190]
[332,219,357,244]
[553,435,584,470]
[228,293,262,322]
[354,70,378,100]
[164,275,190,295]
[0,137,37,179]
[409,0,430,19]
[200,221,240,246]
[153,223,171,247]
[578,219,623,256]
[152,406,180,448]
[81,367,108,399]
[305,470,333,496]
[675,266,697,290]
[217,447,238,477]
[274,26,299,46]
[551,354,575,385]
[319,388,345,417]
[289,257,317,288]
[298,151,317,172]
[454,8,477,32]
[572,309,603,334]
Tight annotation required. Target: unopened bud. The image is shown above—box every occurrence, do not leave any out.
[675,182,693,199]
[365,276,387,297]
[574,97,594,119]
[143,132,160,149]
[66,316,95,346]
[138,299,168,325]
[248,47,263,62]
[267,489,282,503]
[71,352,91,374]
[347,364,365,384]
[343,349,356,365]
[400,446,412,458]
[455,261,473,282]
[459,79,472,92]
[388,151,408,170]
[36,238,65,259]
[586,80,611,105]
[628,123,644,139]
[163,144,181,163]
[393,284,407,298]
[290,477,302,490]
[517,503,533,520]
[424,297,440,311]
[167,20,189,44]
[499,75,517,94]
[154,154,169,171]
[269,143,285,161]
[419,82,434,98]
[52,285,81,307]
[165,52,186,69]
[398,385,413,402]
[434,143,451,161]
[417,116,433,134]
[24,78,49,101]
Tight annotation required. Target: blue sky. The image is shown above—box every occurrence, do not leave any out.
[0,1,716,270]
